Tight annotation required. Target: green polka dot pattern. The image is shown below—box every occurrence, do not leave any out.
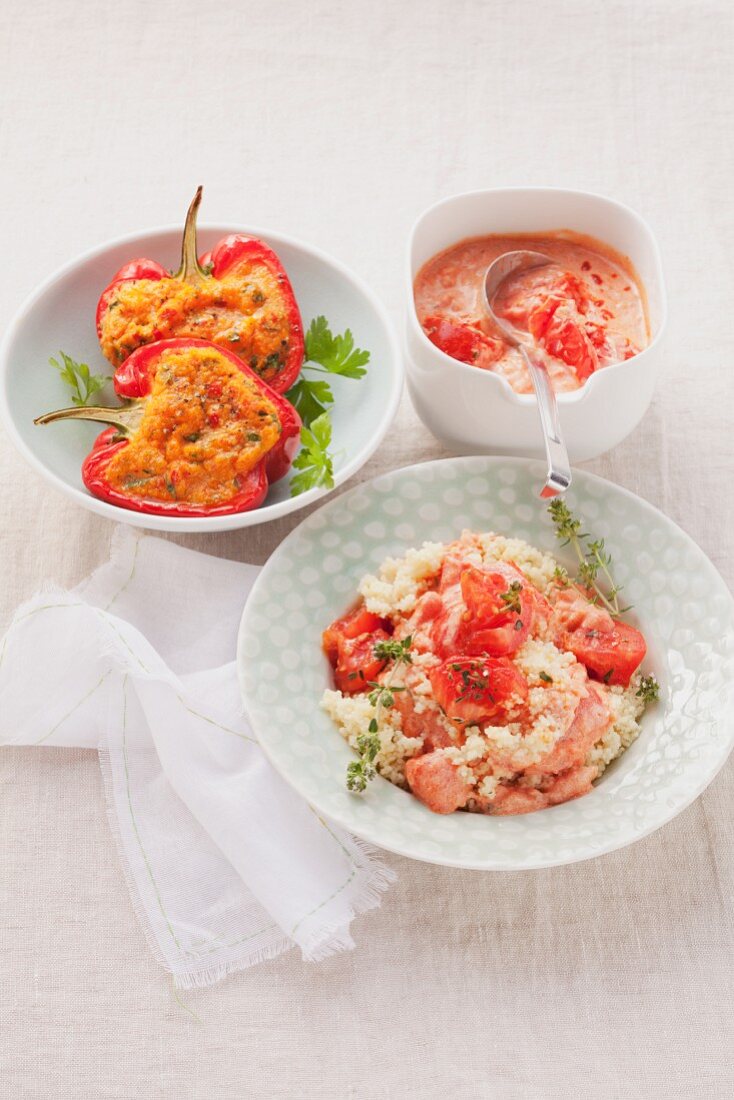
[238,457,734,870]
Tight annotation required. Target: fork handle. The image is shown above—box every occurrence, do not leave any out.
[520,346,572,498]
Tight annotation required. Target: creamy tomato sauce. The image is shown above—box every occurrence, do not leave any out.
[100,260,292,383]
[414,231,649,393]
[106,346,281,506]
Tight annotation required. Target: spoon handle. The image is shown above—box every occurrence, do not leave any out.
[520,346,572,498]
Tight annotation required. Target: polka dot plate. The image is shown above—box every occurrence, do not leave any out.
[238,456,734,870]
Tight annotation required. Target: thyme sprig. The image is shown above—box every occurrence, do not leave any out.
[499,580,523,615]
[346,634,413,793]
[636,675,660,704]
[373,636,413,666]
[345,731,380,793]
[547,500,630,616]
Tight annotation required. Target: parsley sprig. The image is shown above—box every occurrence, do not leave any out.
[50,351,110,407]
[287,317,370,496]
[547,500,629,616]
[288,316,370,423]
[290,413,334,495]
[346,635,413,794]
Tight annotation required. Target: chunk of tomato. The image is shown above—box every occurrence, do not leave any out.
[332,630,391,695]
[429,655,528,725]
[422,316,503,366]
[495,268,590,330]
[460,563,533,624]
[563,621,647,687]
[322,605,390,664]
[542,313,598,382]
[456,563,533,656]
[527,295,562,341]
[323,604,392,694]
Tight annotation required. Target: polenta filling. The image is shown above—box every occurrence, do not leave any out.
[105,346,282,506]
[100,262,291,384]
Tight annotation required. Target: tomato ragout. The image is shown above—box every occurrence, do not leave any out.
[322,531,653,816]
[105,346,282,506]
[414,231,649,393]
[99,260,293,384]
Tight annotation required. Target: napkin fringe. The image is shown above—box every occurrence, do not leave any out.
[4,545,398,985]
[98,745,293,988]
[299,836,396,962]
[172,938,293,990]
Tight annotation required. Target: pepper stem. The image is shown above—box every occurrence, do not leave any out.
[34,402,143,435]
[174,185,208,284]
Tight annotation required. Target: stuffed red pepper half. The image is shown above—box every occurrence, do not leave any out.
[35,338,301,517]
[96,187,304,392]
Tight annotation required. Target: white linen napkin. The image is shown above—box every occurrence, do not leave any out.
[0,528,394,988]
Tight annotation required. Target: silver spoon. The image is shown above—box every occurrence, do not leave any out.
[483,250,572,498]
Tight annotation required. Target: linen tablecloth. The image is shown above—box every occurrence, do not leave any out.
[1,1,732,1096]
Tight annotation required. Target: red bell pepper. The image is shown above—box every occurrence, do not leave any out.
[35,338,301,517]
[96,187,304,393]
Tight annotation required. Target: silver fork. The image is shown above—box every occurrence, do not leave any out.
[483,250,572,498]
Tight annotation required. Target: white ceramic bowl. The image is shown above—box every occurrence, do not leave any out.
[405,188,667,462]
[0,224,402,533]
[239,456,734,871]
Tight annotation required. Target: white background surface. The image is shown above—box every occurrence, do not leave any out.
[1,1,732,1097]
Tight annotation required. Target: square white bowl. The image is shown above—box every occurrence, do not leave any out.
[405,188,667,462]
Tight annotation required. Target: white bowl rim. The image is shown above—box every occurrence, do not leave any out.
[0,221,403,532]
[238,454,734,870]
[406,186,668,408]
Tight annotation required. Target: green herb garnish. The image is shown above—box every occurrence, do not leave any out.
[346,732,380,793]
[539,671,553,684]
[636,675,660,704]
[287,317,370,497]
[287,317,369,427]
[453,660,495,705]
[373,636,414,665]
[346,635,413,794]
[499,580,523,615]
[50,351,110,407]
[286,377,335,426]
[289,413,335,495]
[304,316,371,378]
[547,500,629,616]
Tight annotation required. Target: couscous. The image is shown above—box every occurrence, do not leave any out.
[322,530,654,816]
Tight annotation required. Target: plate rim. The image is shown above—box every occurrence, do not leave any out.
[238,454,734,869]
[0,221,403,533]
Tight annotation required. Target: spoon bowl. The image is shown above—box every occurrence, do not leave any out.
[483,250,571,498]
